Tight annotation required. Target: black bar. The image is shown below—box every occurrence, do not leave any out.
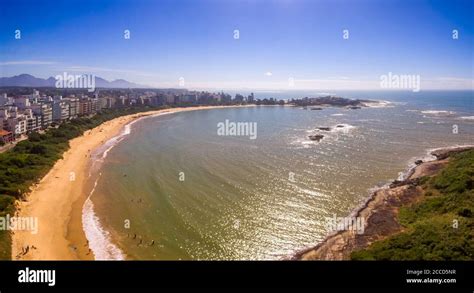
[0,261,473,290]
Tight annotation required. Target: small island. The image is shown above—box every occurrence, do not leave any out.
[254,95,381,108]
[290,96,376,108]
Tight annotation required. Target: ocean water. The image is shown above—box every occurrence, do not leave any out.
[83,90,473,260]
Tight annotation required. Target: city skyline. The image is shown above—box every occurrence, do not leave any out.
[1,0,473,90]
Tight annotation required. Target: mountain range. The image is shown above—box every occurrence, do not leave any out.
[0,74,146,88]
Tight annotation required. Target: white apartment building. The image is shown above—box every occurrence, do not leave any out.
[0,108,28,137]
[53,100,70,122]
[31,103,53,129]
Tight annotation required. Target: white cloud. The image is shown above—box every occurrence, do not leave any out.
[264,72,273,77]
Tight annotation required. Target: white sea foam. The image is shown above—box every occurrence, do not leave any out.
[421,110,456,116]
[396,144,474,181]
[459,116,474,120]
[330,113,345,116]
[310,124,356,133]
[397,152,436,181]
[363,100,393,108]
[332,123,356,133]
[354,145,471,223]
[297,123,356,147]
[82,174,125,260]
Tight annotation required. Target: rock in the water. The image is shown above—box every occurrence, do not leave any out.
[308,134,324,141]
[348,106,361,109]
[317,127,331,131]
[415,159,423,165]
[336,124,345,128]
[311,107,323,110]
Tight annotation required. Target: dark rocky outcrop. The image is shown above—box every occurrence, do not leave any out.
[308,134,324,141]
[317,127,331,131]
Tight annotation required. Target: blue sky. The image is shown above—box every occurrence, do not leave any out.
[0,0,472,90]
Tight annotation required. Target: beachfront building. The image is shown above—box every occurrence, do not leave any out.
[78,97,100,116]
[25,110,41,133]
[3,116,27,137]
[116,96,126,107]
[52,100,70,122]
[92,98,100,113]
[152,95,167,106]
[0,107,27,137]
[247,93,255,103]
[136,97,145,105]
[0,93,7,106]
[180,94,197,103]
[98,97,114,109]
[106,97,115,108]
[0,129,14,144]
[31,103,53,129]
[64,98,79,119]
[79,98,93,116]
[165,94,175,104]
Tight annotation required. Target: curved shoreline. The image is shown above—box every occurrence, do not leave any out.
[82,108,189,260]
[12,105,252,260]
[11,104,472,260]
[293,144,474,260]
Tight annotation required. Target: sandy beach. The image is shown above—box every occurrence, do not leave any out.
[12,105,246,260]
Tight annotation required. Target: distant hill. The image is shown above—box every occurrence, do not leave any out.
[0,74,146,88]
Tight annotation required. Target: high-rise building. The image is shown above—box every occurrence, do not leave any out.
[53,101,70,122]
[31,103,53,129]
[247,93,255,103]
[64,98,79,119]
[0,93,7,106]
[23,109,41,133]
[78,98,98,116]
[4,115,27,137]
